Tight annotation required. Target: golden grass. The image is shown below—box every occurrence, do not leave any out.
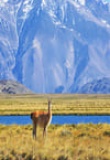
[0,94,110,115]
[0,124,110,160]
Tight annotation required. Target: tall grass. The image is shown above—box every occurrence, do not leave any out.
[0,124,110,160]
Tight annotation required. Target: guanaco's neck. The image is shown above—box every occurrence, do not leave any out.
[48,101,52,115]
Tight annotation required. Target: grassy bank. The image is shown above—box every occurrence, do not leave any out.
[0,94,110,115]
[0,124,110,160]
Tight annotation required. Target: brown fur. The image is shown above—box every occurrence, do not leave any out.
[31,100,52,139]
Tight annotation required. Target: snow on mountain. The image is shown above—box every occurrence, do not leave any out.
[0,0,110,93]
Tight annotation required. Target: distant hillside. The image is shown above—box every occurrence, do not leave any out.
[78,78,110,94]
[0,80,32,94]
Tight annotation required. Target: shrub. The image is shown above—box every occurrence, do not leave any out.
[103,131,110,137]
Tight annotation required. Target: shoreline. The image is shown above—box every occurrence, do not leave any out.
[0,113,110,116]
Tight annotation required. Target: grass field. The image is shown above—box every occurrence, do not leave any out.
[0,94,110,115]
[0,124,110,160]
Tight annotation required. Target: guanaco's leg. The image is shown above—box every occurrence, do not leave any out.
[33,121,37,140]
[43,126,47,138]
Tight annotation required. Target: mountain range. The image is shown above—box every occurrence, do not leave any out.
[0,0,110,93]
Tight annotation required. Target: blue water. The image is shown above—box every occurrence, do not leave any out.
[0,115,110,125]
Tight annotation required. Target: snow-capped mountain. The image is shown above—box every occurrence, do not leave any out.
[0,0,110,93]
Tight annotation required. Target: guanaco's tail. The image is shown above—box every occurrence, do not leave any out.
[30,113,33,119]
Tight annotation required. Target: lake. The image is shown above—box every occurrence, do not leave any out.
[0,115,110,125]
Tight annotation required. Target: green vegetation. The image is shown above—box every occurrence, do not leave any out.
[0,124,110,160]
[0,94,110,115]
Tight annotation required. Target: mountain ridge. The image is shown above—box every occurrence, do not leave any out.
[0,0,110,93]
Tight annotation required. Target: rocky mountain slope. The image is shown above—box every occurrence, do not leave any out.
[0,80,32,94]
[76,77,110,94]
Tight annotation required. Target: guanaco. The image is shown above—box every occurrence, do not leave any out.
[30,100,52,139]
